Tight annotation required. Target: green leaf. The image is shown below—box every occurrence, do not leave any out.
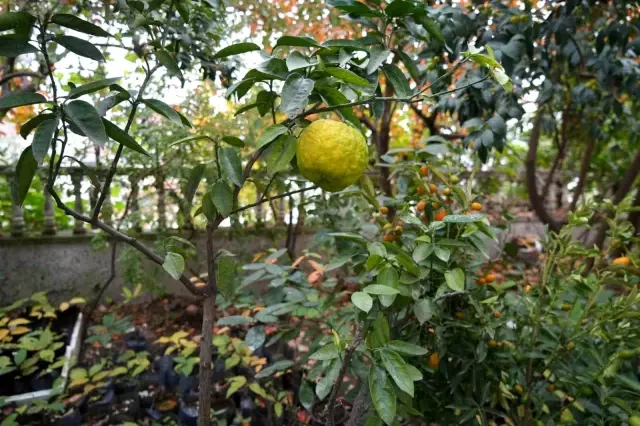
[414,299,435,324]
[103,119,150,156]
[0,92,47,110]
[162,252,184,280]
[0,11,36,32]
[417,15,444,44]
[275,36,323,49]
[413,243,434,263]
[444,268,465,292]
[309,344,339,360]
[226,376,247,398]
[212,182,233,217]
[184,164,205,205]
[213,42,261,59]
[245,325,265,351]
[364,285,400,295]
[381,64,412,98]
[405,364,423,381]
[202,191,217,222]
[369,366,396,426]
[222,136,245,148]
[286,51,319,71]
[299,381,315,410]
[367,44,390,75]
[369,314,390,349]
[379,348,414,397]
[316,85,360,128]
[156,48,184,82]
[395,51,421,82]
[434,246,450,262]
[51,14,111,37]
[385,341,427,356]
[12,146,37,206]
[65,156,101,189]
[217,255,236,298]
[31,118,59,165]
[443,214,485,223]
[254,360,295,379]
[280,73,314,116]
[325,67,370,86]
[266,135,297,174]
[378,266,399,307]
[351,292,373,313]
[142,98,183,126]
[384,0,414,17]
[0,37,37,57]
[216,315,256,326]
[68,77,121,99]
[219,147,243,187]
[53,36,104,61]
[323,39,369,51]
[394,251,420,275]
[256,124,288,150]
[65,100,107,146]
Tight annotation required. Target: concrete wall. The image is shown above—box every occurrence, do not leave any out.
[0,227,314,304]
[0,219,589,304]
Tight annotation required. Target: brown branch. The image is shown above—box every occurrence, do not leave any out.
[568,136,596,212]
[230,186,317,215]
[198,221,222,426]
[345,382,369,426]
[0,71,43,86]
[525,110,564,232]
[325,323,365,426]
[541,106,571,198]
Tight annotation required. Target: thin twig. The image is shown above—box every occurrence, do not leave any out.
[325,323,365,426]
[230,186,317,215]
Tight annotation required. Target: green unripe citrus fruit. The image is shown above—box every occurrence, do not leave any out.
[296,119,368,192]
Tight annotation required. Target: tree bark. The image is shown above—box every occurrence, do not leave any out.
[541,107,571,200]
[568,135,596,212]
[198,223,220,425]
[376,82,395,199]
[526,110,564,232]
[345,382,369,426]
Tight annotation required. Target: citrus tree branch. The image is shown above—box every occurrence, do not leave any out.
[230,186,317,215]
[92,64,160,221]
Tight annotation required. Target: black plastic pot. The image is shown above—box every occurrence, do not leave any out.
[59,408,82,426]
[125,331,148,352]
[178,400,198,426]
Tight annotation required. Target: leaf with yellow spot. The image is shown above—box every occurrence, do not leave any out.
[226,376,247,398]
[9,318,30,327]
[155,336,170,344]
[58,302,70,312]
[69,377,89,388]
[0,329,9,340]
[69,297,86,305]
[11,326,30,335]
[110,366,128,377]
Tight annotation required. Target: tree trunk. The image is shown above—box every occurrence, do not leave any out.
[568,135,596,212]
[376,82,395,201]
[525,110,564,232]
[198,224,219,425]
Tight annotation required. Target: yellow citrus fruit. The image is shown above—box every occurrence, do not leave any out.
[613,256,630,266]
[296,119,368,191]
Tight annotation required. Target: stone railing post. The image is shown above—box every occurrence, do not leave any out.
[255,190,264,225]
[42,188,57,235]
[7,173,25,237]
[129,175,141,232]
[155,173,166,231]
[276,196,286,224]
[70,170,86,235]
